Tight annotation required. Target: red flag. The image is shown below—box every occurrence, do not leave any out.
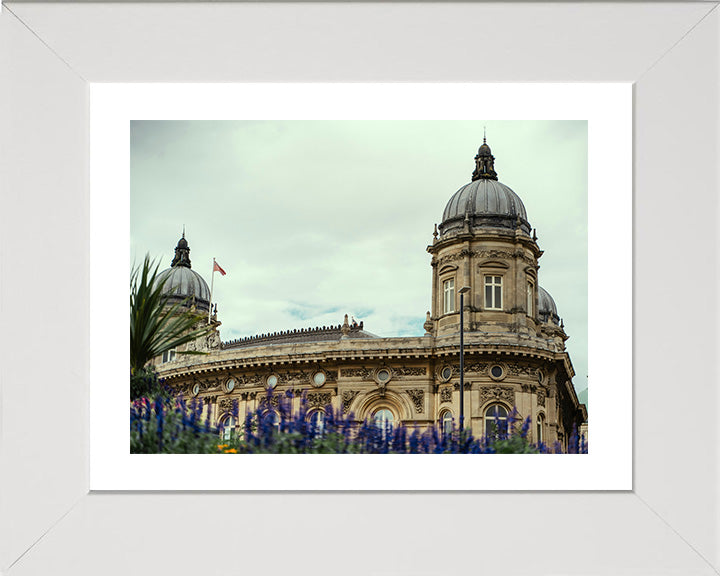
[213,261,227,276]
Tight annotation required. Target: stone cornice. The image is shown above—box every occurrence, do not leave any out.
[157,333,571,380]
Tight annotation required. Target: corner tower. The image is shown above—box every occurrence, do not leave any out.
[427,139,545,338]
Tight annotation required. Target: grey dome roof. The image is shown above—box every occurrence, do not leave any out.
[155,234,211,313]
[156,266,211,311]
[538,286,560,325]
[439,179,530,236]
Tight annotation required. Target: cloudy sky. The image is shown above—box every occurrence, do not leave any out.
[131,120,587,394]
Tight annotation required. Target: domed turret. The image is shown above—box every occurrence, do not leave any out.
[538,286,560,325]
[438,139,531,236]
[156,233,211,313]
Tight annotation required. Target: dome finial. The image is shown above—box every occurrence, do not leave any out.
[171,232,192,268]
[471,136,498,181]
[483,125,486,145]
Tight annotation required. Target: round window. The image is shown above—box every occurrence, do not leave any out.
[226,378,236,393]
[192,383,200,397]
[266,375,278,389]
[537,370,544,384]
[441,366,453,381]
[377,369,391,383]
[491,365,504,379]
[312,371,326,387]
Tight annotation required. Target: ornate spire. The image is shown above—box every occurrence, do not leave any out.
[471,136,498,181]
[171,232,192,268]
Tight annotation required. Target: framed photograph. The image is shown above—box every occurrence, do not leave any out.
[2,2,718,574]
[92,83,629,491]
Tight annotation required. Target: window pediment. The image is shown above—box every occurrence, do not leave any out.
[439,264,459,275]
[478,260,509,269]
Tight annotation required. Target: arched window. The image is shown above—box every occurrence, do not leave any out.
[440,411,454,436]
[220,414,235,441]
[536,413,545,444]
[484,404,508,438]
[309,410,325,436]
[373,408,394,434]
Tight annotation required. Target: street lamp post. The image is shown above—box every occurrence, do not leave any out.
[458,286,471,433]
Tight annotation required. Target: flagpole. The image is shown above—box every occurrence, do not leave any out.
[208,257,215,324]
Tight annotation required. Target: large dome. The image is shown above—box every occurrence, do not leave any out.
[440,179,530,235]
[438,139,531,236]
[155,234,211,313]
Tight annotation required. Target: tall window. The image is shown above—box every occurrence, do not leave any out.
[441,411,454,436]
[443,278,455,314]
[162,348,177,363]
[309,410,325,437]
[527,281,534,316]
[220,415,235,441]
[373,408,394,438]
[484,276,503,310]
[536,413,545,444]
[484,404,508,438]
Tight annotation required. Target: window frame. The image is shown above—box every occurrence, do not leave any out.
[527,279,534,317]
[442,277,456,314]
[483,403,509,438]
[220,414,236,441]
[161,348,177,363]
[484,275,503,310]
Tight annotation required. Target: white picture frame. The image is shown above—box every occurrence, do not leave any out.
[2,2,718,574]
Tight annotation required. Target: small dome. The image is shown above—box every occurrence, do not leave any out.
[538,286,560,325]
[439,179,530,236]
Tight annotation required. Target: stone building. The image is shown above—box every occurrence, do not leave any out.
[154,139,587,448]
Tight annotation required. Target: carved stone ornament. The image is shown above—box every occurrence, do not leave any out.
[537,388,546,407]
[341,390,360,414]
[240,391,258,402]
[342,367,373,380]
[258,394,280,407]
[440,387,453,403]
[206,331,221,350]
[508,362,534,376]
[479,385,515,406]
[307,392,332,409]
[218,397,236,415]
[395,366,427,377]
[405,389,425,413]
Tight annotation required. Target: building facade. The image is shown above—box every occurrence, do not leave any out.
[154,140,587,447]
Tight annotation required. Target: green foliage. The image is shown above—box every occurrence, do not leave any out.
[130,254,215,382]
[492,434,540,454]
[131,395,223,454]
[130,367,162,400]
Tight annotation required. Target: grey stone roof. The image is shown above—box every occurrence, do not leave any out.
[538,286,560,325]
[156,266,211,312]
[223,322,376,349]
[440,179,531,236]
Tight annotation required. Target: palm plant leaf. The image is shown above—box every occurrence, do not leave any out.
[130,255,216,374]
